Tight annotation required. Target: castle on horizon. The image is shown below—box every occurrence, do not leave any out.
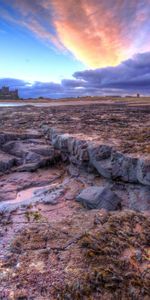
[0,86,19,100]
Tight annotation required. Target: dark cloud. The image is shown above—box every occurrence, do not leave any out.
[73,52,150,94]
[1,52,150,98]
[61,79,86,88]
[0,78,27,88]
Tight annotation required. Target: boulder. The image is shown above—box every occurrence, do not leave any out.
[76,186,121,211]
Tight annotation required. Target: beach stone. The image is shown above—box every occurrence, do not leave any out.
[76,186,121,210]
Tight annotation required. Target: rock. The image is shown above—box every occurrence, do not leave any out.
[24,151,42,163]
[137,159,150,186]
[40,124,51,134]
[15,155,58,172]
[88,144,112,178]
[3,141,53,159]
[76,186,121,210]
[0,202,18,214]
[74,140,89,163]
[0,132,19,145]
[112,181,150,211]
[50,129,64,150]
[49,129,150,187]
[59,134,70,151]
[128,185,150,211]
[67,164,80,177]
[31,185,64,205]
[111,151,138,183]
[0,152,16,172]
[15,162,42,172]
[0,131,42,146]
[0,130,60,173]
[67,137,75,154]
[50,129,89,166]
[31,144,53,157]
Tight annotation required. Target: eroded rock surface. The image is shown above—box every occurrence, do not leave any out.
[0,130,60,174]
[49,128,150,186]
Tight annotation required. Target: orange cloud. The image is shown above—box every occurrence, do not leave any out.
[50,0,150,68]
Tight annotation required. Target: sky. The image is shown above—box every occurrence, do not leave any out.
[0,0,150,98]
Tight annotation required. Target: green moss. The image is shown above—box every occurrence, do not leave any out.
[24,210,42,222]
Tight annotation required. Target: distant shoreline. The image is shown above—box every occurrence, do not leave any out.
[0,96,149,108]
[0,96,150,103]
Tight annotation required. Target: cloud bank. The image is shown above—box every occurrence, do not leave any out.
[1,52,150,98]
[1,0,150,67]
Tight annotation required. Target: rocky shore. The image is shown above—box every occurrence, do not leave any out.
[0,100,149,299]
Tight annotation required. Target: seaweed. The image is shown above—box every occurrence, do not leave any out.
[58,211,150,299]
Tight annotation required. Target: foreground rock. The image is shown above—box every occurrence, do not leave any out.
[76,186,121,210]
[48,128,150,186]
[0,130,60,174]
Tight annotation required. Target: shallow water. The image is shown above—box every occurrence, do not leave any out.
[0,102,77,107]
[0,102,52,107]
[0,101,71,107]
[0,183,64,213]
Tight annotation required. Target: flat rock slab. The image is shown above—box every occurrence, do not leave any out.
[76,186,121,210]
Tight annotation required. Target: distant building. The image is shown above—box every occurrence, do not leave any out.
[0,86,19,100]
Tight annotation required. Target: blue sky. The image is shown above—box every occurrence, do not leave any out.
[0,16,84,83]
[0,0,150,98]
